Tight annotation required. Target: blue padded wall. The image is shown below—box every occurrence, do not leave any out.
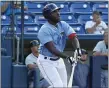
[90,56,108,88]
[12,65,28,88]
[1,56,12,88]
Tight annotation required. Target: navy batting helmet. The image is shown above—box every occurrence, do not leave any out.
[30,40,40,48]
[43,3,61,19]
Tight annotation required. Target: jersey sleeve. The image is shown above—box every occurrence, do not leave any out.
[93,41,102,52]
[85,21,92,30]
[61,21,76,36]
[38,27,52,45]
[25,57,34,67]
[102,21,108,29]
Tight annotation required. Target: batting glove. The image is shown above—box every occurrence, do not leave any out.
[66,57,73,65]
[75,48,82,59]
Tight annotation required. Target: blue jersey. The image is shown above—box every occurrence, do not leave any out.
[38,21,76,57]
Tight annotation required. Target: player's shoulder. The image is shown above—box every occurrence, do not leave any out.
[39,22,51,32]
[98,40,104,44]
[38,54,45,59]
[58,21,70,27]
[59,21,68,25]
[25,53,32,60]
[96,40,105,46]
[101,21,106,24]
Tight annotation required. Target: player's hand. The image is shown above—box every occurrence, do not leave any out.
[75,48,82,59]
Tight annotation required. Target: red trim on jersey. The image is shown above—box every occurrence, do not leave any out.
[68,33,76,39]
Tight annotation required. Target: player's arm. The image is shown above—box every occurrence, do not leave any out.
[14,2,28,10]
[68,33,82,57]
[1,2,10,13]
[86,24,97,34]
[25,58,38,70]
[93,51,108,56]
[85,19,101,34]
[27,64,38,70]
[68,33,80,50]
[86,22,100,33]
[92,41,108,56]
[24,2,28,10]
[45,42,68,58]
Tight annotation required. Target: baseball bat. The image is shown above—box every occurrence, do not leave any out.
[68,63,76,87]
[68,51,78,88]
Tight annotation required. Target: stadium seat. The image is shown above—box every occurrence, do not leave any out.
[1,15,10,24]
[52,2,70,13]
[70,2,92,14]
[15,13,35,24]
[92,2,108,13]
[77,13,92,24]
[1,24,9,33]
[1,24,21,33]
[35,13,47,24]
[101,14,108,24]
[24,23,40,33]
[1,48,7,56]
[27,1,45,13]
[69,23,86,34]
[35,12,78,24]
[77,12,108,25]
[60,13,78,24]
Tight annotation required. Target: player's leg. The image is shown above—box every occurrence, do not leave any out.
[37,58,64,87]
[101,69,108,88]
[57,58,67,87]
[28,81,33,88]
[39,79,50,88]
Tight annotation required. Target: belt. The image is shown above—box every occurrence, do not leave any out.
[44,57,59,61]
[30,78,44,82]
[40,78,44,81]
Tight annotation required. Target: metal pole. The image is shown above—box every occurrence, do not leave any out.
[34,68,40,88]
[21,1,24,63]
[10,1,16,60]
[16,35,20,64]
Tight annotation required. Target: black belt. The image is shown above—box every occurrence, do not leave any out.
[44,57,59,61]
[40,78,44,81]
[29,78,44,82]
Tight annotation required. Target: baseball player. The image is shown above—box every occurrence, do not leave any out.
[37,3,82,87]
[25,40,50,88]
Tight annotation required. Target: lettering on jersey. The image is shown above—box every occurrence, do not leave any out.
[60,32,65,36]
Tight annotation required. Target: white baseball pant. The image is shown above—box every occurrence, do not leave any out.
[37,54,67,88]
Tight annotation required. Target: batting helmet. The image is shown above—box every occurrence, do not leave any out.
[30,40,40,48]
[43,3,61,19]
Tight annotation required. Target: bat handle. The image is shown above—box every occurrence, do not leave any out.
[74,50,77,59]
